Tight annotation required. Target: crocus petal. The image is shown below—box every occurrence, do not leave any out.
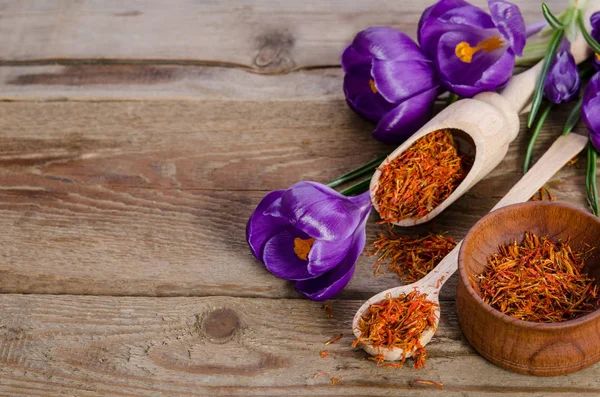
[246,190,288,262]
[343,63,395,122]
[591,12,600,71]
[544,40,580,104]
[525,20,546,38]
[341,45,372,73]
[307,236,353,277]
[436,30,513,97]
[582,73,600,152]
[295,217,368,301]
[263,228,315,281]
[280,181,364,241]
[352,27,430,62]
[488,0,526,56]
[372,87,438,143]
[371,59,438,104]
[418,1,494,57]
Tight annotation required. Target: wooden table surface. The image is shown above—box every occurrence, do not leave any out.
[1,0,599,396]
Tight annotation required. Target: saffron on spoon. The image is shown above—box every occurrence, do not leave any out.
[475,232,599,323]
[370,229,456,282]
[374,129,471,223]
[352,291,438,369]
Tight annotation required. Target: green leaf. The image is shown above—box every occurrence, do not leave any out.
[527,29,564,128]
[542,3,565,30]
[525,103,553,173]
[339,177,371,197]
[327,153,388,188]
[562,96,583,135]
[578,9,600,55]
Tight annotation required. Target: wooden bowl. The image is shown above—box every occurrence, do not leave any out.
[457,202,600,376]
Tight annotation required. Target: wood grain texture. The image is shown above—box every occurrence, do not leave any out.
[0,100,592,299]
[458,203,600,376]
[0,0,561,73]
[0,65,344,101]
[1,294,600,396]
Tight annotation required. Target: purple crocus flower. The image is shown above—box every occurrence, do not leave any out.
[591,12,600,71]
[341,27,439,143]
[544,39,580,104]
[418,0,526,97]
[246,181,371,301]
[582,72,600,151]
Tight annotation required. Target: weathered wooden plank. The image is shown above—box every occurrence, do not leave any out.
[0,294,599,396]
[0,100,590,299]
[0,0,558,73]
[0,65,344,101]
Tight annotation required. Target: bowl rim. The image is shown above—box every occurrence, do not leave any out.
[458,201,600,330]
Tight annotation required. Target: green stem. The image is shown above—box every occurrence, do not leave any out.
[563,96,583,135]
[578,9,600,54]
[590,146,599,216]
[527,28,564,128]
[326,153,388,188]
[542,3,565,30]
[339,177,371,196]
[524,103,553,173]
[445,93,459,106]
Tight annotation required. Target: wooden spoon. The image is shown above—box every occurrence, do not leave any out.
[369,6,597,227]
[353,132,589,361]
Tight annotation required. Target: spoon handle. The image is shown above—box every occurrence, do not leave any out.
[421,133,589,293]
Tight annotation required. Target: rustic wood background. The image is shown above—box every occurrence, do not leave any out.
[1,0,598,395]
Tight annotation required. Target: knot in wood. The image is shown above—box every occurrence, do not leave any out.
[253,29,296,73]
[201,308,239,342]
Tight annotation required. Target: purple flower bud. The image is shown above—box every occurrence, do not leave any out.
[591,11,600,71]
[341,27,439,143]
[246,182,371,301]
[544,39,580,104]
[582,72,600,152]
[418,0,525,97]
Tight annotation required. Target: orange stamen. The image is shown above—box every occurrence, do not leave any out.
[369,79,378,94]
[455,35,504,63]
[294,237,315,260]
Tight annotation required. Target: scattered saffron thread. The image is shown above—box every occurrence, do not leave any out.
[530,187,555,201]
[375,129,471,223]
[325,334,343,346]
[476,232,598,323]
[313,371,328,379]
[320,350,329,358]
[331,376,343,385]
[370,229,456,282]
[322,304,334,319]
[412,379,444,390]
[353,291,438,369]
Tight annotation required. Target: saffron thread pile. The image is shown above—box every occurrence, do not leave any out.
[352,291,438,368]
[476,232,599,323]
[375,129,471,223]
[371,229,456,282]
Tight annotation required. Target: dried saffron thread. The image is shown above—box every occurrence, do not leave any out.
[530,187,555,201]
[370,229,456,282]
[330,376,343,385]
[325,334,342,346]
[375,130,471,223]
[476,232,599,323]
[353,291,438,369]
[319,350,329,358]
[322,304,334,319]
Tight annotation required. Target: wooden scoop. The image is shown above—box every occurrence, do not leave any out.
[370,7,595,227]
[354,132,589,361]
